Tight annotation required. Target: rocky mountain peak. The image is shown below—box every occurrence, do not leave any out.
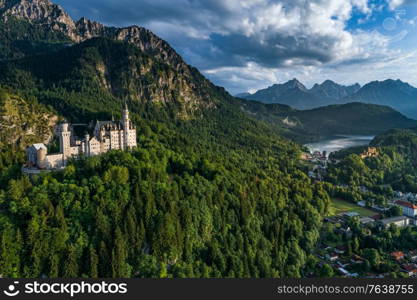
[2,0,70,24]
[1,0,79,40]
[285,78,307,90]
[309,79,361,100]
[321,79,338,87]
[0,0,187,70]
[75,16,106,41]
[267,79,308,95]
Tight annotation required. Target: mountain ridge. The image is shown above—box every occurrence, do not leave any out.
[239,78,417,118]
[344,79,417,117]
[239,78,361,109]
[0,0,188,69]
[310,80,361,101]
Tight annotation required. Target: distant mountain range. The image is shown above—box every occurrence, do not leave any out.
[238,79,417,118]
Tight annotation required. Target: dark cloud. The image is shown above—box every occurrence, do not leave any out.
[54,0,231,28]
[209,33,336,69]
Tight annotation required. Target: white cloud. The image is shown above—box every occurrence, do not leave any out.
[193,0,417,93]
[388,0,417,9]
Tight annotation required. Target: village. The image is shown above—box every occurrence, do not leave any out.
[302,147,417,277]
[313,210,417,278]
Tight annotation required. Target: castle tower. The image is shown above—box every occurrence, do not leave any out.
[122,103,130,150]
[37,147,47,169]
[84,133,90,156]
[59,122,71,159]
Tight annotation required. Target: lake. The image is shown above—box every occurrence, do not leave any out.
[305,135,374,155]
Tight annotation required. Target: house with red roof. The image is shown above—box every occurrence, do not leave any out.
[391,251,405,261]
[395,200,417,217]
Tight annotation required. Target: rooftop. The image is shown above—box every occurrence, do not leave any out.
[359,217,374,224]
[379,216,409,225]
[29,143,47,151]
[391,251,405,260]
[396,200,417,210]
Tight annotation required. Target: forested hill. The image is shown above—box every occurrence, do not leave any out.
[0,89,332,278]
[327,127,417,194]
[238,100,417,142]
[291,103,417,137]
[371,127,417,148]
[0,0,332,278]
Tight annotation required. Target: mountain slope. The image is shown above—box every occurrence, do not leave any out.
[241,78,417,119]
[0,88,56,148]
[0,0,199,79]
[344,79,417,118]
[0,0,227,118]
[0,37,220,120]
[292,102,417,137]
[243,79,321,109]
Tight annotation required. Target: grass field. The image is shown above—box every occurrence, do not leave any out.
[329,198,376,217]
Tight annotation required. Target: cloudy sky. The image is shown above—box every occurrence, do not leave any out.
[54,0,417,94]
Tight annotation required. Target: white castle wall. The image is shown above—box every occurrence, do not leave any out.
[27,107,137,170]
[45,154,64,169]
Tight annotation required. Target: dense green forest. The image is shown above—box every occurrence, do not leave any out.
[0,26,333,278]
[0,90,331,277]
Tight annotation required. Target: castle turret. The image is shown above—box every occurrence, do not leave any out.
[84,133,90,156]
[59,121,71,159]
[37,147,47,169]
[122,103,130,150]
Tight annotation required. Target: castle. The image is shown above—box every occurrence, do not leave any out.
[360,147,378,159]
[25,105,137,170]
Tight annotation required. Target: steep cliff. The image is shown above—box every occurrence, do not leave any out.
[0,88,56,148]
[0,0,187,69]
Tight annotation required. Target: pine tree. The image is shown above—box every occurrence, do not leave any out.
[89,246,99,278]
